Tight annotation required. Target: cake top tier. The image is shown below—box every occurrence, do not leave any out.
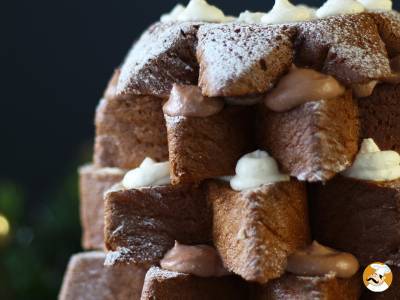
[160,0,393,24]
[117,0,399,99]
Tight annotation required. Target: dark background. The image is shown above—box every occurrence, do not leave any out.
[2,1,399,299]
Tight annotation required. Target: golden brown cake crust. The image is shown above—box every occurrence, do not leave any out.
[208,180,310,284]
[104,184,212,267]
[166,106,254,184]
[257,91,359,182]
[94,71,168,169]
[79,165,125,250]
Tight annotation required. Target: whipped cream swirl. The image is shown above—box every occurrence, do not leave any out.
[161,0,231,23]
[230,150,290,191]
[343,139,400,181]
[161,4,186,22]
[261,0,315,24]
[237,11,266,24]
[161,0,395,25]
[316,0,365,18]
[122,158,171,189]
[358,0,392,11]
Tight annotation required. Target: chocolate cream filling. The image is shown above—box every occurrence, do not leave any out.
[160,241,230,277]
[163,84,224,117]
[165,58,400,114]
[286,241,359,279]
[355,55,400,95]
[264,67,345,112]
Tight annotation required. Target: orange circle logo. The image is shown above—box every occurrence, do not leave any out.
[363,262,393,293]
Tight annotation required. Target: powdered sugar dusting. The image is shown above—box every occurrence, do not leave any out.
[380,10,400,32]
[104,247,132,266]
[79,165,125,177]
[197,23,294,96]
[294,99,355,182]
[145,266,186,280]
[59,251,146,300]
[117,12,395,99]
[165,115,187,126]
[118,22,200,97]
[298,13,391,83]
[372,10,400,57]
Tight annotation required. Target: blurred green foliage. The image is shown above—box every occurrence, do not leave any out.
[0,161,84,299]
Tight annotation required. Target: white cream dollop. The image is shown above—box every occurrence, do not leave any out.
[161,4,186,22]
[122,158,171,189]
[175,0,229,22]
[316,0,365,18]
[230,150,290,191]
[237,11,266,24]
[358,0,392,11]
[342,139,400,182]
[261,0,315,24]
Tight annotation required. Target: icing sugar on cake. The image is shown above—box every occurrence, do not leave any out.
[297,13,391,84]
[145,266,185,280]
[197,23,295,97]
[118,22,201,97]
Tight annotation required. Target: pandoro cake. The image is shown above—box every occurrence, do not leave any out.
[60,0,400,299]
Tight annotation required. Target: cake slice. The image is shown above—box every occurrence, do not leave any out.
[79,165,125,250]
[94,70,168,169]
[104,184,211,266]
[197,23,295,97]
[311,139,400,266]
[59,252,147,300]
[295,13,391,85]
[117,22,200,97]
[358,83,400,153]
[141,267,249,300]
[164,85,253,184]
[257,91,359,182]
[370,11,400,58]
[208,179,310,283]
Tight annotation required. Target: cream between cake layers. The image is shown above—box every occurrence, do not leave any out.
[60,0,400,299]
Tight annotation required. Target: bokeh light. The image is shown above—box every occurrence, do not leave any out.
[0,214,10,237]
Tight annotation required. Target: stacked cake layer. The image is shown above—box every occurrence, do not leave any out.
[60,0,400,299]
